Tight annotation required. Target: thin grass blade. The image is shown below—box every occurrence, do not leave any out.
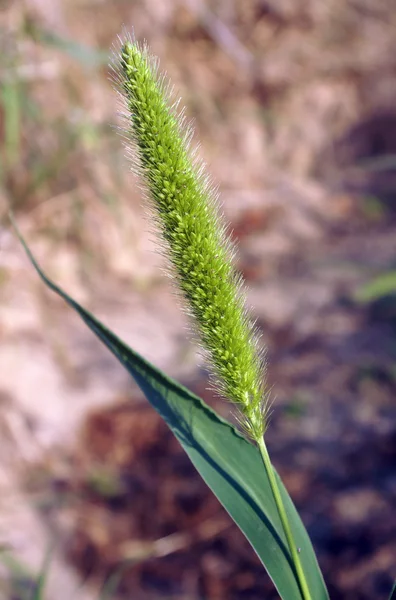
[15,225,328,600]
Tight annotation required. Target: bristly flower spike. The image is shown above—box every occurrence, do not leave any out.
[112,38,315,600]
[113,36,269,442]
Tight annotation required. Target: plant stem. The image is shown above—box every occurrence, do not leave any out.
[257,438,312,600]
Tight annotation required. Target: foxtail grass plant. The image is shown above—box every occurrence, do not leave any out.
[14,33,331,600]
[113,36,311,600]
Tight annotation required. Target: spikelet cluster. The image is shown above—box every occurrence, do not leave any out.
[114,37,268,440]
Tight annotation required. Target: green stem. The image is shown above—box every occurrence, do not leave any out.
[257,438,312,600]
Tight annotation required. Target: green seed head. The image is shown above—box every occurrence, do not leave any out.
[113,36,269,441]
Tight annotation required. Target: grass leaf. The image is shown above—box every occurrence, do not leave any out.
[15,226,328,600]
[389,581,396,600]
[354,270,396,303]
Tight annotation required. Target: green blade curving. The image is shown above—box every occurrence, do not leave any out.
[16,228,328,600]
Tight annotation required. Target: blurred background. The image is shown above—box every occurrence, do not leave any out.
[0,1,396,598]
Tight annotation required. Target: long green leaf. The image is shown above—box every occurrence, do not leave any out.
[389,581,396,600]
[354,270,396,303]
[31,542,53,600]
[16,229,328,600]
[1,79,21,169]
